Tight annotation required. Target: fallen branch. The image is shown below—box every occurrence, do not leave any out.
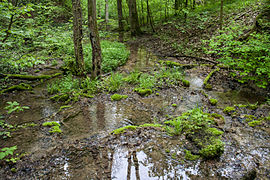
[203,68,220,90]
[165,55,218,65]
[0,83,32,94]
[2,72,62,81]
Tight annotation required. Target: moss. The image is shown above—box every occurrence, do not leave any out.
[203,68,220,90]
[111,94,128,101]
[5,73,62,81]
[11,168,17,173]
[156,93,160,96]
[49,126,62,133]
[244,115,256,122]
[111,125,137,135]
[199,139,224,159]
[223,106,236,114]
[0,83,32,94]
[200,90,209,98]
[182,79,190,87]
[134,88,152,96]
[172,104,177,107]
[211,113,224,120]
[209,98,218,106]
[50,94,70,102]
[204,83,213,90]
[207,128,224,136]
[79,93,94,98]
[248,120,262,127]
[139,123,163,128]
[247,102,258,110]
[165,149,170,153]
[58,105,72,112]
[184,150,200,161]
[42,121,60,127]
[171,152,177,159]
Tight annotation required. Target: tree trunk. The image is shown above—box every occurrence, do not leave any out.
[105,0,109,23]
[141,0,144,26]
[184,0,188,23]
[175,0,179,15]
[88,0,102,78]
[117,0,124,31]
[72,0,85,76]
[220,0,223,30]
[127,0,142,36]
[146,0,155,32]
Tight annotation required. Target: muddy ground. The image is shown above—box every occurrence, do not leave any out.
[0,33,270,180]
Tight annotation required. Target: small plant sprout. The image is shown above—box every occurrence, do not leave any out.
[4,101,29,114]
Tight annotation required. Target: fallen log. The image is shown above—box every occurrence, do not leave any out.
[2,72,62,81]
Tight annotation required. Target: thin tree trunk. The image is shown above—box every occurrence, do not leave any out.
[117,0,124,31]
[141,0,144,26]
[220,0,223,30]
[146,0,155,32]
[105,0,109,23]
[72,0,85,76]
[2,0,18,43]
[88,0,102,78]
[184,0,188,23]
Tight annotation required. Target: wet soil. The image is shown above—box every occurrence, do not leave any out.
[0,37,270,179]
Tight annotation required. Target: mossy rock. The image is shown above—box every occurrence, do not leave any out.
[182,79,190,87]
[207,128,224,136]
[42,121,60,127]
[49,126,62,133]
[209,98,218,106]
[134,88,152,96]
[248,120,262,127]
[185,150,200,161]
[111,94,128,101]
[199,139,224,159]
[204,83,212,90]
[111,125,137,135]
[172,104,177,107]
[223,106,236,114]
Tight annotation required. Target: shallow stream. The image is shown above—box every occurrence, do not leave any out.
[0,45,269,179]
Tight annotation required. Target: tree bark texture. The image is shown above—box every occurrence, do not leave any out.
[105,0,109,23]
[72,0,85,76]
[117,0,124,31]
[88,0,102,78]
[127,0,142,36]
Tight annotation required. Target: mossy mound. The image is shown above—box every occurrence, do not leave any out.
[223,106,236,114]
[182,79,190,87]
[165,108,225,159]
[134,88,152,96]
[209,98,218,106]
[42,121,62,133]
[111,94,128,101]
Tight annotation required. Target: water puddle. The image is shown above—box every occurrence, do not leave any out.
[111,147,200,180]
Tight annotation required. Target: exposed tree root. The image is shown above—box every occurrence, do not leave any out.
[0,83,32,94]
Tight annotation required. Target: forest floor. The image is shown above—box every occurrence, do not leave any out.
[1,2,270,179]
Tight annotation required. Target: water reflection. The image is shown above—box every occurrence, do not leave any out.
[111,147,200,180]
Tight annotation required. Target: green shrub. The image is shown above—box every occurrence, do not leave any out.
[103,72,124,92]
[205,25,270,88]
[84,40,130,73]
[47,74,80,95]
